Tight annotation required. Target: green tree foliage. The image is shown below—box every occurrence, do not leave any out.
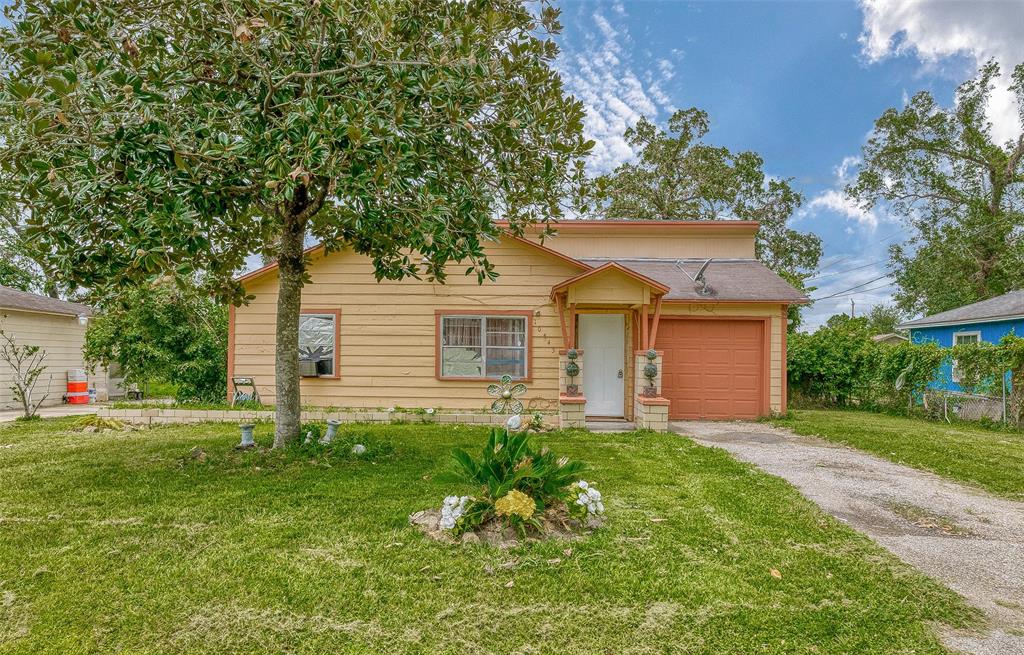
[83,281,227,402]
[848,61,1024,316]
[580,108,823,322]
[787,314,943,409]
[865,304,906,335]
[0,0,590,445]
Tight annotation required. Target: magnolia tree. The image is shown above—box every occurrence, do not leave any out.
[0,0,590,445]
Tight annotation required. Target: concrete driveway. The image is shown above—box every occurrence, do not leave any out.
[671,420,1024,655]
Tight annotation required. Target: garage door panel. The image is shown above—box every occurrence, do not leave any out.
[660,319,765,420]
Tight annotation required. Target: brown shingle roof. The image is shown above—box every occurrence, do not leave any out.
[579,258,808,303]
[0,286,93,317]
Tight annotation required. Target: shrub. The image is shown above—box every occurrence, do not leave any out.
[787,315,949,412]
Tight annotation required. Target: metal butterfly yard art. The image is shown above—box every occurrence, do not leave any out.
[487,375,527,414]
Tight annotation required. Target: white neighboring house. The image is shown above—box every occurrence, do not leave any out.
[0,285,109,410]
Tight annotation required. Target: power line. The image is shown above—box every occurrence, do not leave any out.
[811,273,893,301]
[806,258,888,282]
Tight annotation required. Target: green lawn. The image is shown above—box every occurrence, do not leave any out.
[771,410,1024,501]
[0,419,976,654]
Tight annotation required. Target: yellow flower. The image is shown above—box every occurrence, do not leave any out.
[494,489,536,520]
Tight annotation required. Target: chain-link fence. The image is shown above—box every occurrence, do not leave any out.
[922,387,1015,425]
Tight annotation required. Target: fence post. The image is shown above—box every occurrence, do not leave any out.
[1003,371,1008,425]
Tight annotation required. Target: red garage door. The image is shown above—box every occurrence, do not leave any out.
[660,319,766,420]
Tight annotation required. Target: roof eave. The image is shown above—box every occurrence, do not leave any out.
[899,313,1024,330]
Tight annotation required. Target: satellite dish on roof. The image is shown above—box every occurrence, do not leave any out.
[676,258,714,296]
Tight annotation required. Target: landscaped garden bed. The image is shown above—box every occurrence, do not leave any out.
[0,417,977,653]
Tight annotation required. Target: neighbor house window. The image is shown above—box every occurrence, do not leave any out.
[298,311,339,377]
[439,313,528,379]
[951,331,980,383]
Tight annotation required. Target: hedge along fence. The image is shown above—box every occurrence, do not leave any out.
[951,335,1024,425]
[787,316,947,413]
[788,317,1022,424]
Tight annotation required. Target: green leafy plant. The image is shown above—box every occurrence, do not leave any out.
[452,427,586,506]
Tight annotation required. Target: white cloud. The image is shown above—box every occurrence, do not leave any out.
[858,0,1024,145]
[556,11,677,174]
[803,155,888,230]
[808,190,880,229]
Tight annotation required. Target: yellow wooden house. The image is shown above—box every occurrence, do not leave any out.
[229,221,806,430]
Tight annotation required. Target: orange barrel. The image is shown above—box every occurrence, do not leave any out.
[67,369,89,404]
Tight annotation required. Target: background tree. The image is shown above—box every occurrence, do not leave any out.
[865,304,906,335]
[84,280,227,402]
[0,0,590,445]
[580,107,823,328]
[848,61,1024,317]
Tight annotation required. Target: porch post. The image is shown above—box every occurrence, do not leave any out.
[554,293,569,350]
[640,303,649,350]
[568,303,577,349]
[649,295,663,349]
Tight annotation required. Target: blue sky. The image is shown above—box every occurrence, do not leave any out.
[553,0,1024,329]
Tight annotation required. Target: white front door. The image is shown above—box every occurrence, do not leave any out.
[579,314,625,417]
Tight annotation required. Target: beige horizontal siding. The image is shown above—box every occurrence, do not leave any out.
[541,233,756,259]
[0,309,107,410]
[234,238,581,411]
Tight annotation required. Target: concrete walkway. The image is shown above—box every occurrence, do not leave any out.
[671,420,1024,655]
[0,404,99,423]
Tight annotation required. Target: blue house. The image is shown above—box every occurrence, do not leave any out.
[899,290,1024,393]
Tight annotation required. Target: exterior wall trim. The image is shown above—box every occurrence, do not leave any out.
[900,315,1024,330]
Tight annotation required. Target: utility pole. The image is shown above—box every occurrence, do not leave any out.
[850,298,855,318]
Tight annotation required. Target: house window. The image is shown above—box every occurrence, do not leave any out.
[439,314,528,379]
[298,312,338,377]
[951,331,980,383]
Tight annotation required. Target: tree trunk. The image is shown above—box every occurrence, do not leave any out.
[272,213,306,448]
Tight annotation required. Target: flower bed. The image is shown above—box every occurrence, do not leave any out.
[411,419,606,547]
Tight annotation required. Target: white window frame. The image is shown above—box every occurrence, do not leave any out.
[951,330,981,383]
[439,314,528,379]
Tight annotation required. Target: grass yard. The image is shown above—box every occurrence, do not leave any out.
[771,410,1024,501]
[0,418,977,654]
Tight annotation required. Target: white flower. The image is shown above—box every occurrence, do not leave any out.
[439,495,470,531]
[572,481,604,516]
[505,414,522,431]
[425,408,435,415]
[387,407,395,413]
